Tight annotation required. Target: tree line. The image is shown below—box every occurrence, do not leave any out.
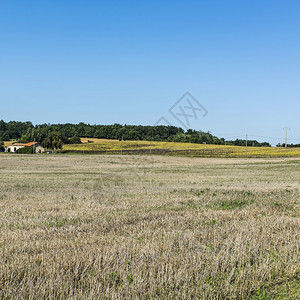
[276,143,300,148]
[0,120,272,149]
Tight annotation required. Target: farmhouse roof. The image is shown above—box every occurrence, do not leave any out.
[11,143,25,146]
[24,142,38,147]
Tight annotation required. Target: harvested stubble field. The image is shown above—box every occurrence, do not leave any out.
[0,154,300,299]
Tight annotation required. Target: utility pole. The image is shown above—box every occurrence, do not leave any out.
[121,136,123,155]
[33,137,35,154]
[245,134,248,157]
[150,133,153,154]
[284,128,290,148]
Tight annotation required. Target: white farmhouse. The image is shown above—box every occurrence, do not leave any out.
[5,143,25,153]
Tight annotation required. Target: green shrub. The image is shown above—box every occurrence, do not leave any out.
[16,146,34,154]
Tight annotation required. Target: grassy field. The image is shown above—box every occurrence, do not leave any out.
[0,154,299,299]
[61,138,300,157]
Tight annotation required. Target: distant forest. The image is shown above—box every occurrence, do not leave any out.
[0,120,272,147]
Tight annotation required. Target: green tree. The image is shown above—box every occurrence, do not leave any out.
[68,136,81,144]
[42,132,63,150]
[1,132,10,141]
[0,140,4,152]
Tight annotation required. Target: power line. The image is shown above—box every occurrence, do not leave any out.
[223,134,299,141]
[247,134,300,140]
[221,131,300,147]
[223,135,246,140]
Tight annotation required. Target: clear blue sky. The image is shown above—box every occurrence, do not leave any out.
[1,0,300,144]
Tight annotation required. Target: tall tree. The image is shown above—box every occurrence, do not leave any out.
[42,132,63,150]
[0,140,4,152]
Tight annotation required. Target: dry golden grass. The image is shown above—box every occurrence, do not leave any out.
[61,138,300,157]
[0,154,299,299]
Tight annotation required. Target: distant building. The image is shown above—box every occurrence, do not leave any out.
[5,142,45,153]
[35,145,45,153]
[5,143,25,153]
[24,142,45,153]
